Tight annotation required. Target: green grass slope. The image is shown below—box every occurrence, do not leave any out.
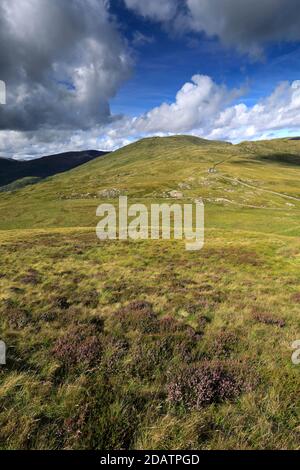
[0,135,299,234]
[0,135,300,450]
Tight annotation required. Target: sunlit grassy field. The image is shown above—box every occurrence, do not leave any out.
[0,136,299,449]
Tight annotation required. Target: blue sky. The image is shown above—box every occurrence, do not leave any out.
[2,0,300,158]
[106,1,300,147]
[110,2,300,116]
[110,3,249,115]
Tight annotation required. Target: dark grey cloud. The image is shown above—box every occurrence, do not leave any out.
[186,0,300,56]
[0,0,132,132]
[124,0,300,56]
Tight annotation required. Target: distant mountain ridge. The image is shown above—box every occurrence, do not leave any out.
[0,150,108,187]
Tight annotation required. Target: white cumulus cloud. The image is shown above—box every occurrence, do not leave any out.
[124,0,179,21]
[107,75,300,144]
[132,75,242,134]
[3,74,300,158]
[208,79,300,141]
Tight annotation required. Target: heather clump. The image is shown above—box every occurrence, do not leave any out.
[53,325,102,368]
[115,301,160,333]
[3,299,31,329]
[210,330,238,357]
[252,311,285,328]
[167,363,242,410]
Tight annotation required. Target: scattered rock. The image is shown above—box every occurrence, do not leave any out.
[215,198,233,204]
[169,190,183,199]
[98,188,121,199]
[178,182,191,190]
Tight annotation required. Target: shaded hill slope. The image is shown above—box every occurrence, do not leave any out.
[0,150,108,187]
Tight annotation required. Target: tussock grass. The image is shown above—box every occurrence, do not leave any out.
[0,228,299,449]
[0,136,299,449]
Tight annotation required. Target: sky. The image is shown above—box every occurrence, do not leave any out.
[2,0,300,159]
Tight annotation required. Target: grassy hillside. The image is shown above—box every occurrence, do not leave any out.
[0,135,300,450]
[0,135,300,232]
